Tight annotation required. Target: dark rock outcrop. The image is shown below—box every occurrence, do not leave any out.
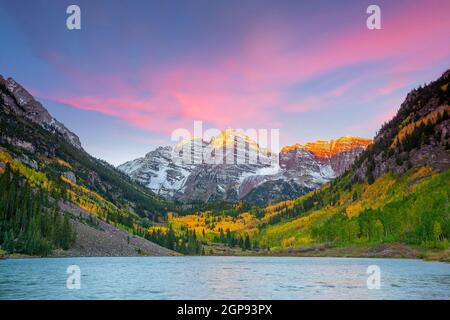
[0,75,82,150]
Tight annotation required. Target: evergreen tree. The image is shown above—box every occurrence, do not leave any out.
[244,235,251,250]
[0,167,75,256]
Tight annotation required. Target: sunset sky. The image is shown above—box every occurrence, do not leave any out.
[0,0,449,165]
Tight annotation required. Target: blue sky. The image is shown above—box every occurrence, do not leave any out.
[0,0,449,165]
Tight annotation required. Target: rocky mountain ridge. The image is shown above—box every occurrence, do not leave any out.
[0,76,82,150]
[0,74,173,221]
[352,69,450,182]
[119,134,372,205]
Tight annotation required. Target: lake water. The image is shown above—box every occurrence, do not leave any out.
[0,256,449,300]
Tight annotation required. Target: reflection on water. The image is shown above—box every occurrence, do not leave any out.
[0,256,449,300]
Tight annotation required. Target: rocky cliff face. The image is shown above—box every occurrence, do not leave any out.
[353,69,450,182]
[0,75,82,150]
[118,146,196,198]
[280,136,372,178]
[119,129,277,202]
[0,75,171,220]
[241,136,372,205]
[119,134,371,204]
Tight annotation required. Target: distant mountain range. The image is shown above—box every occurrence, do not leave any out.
[118,133,371,205]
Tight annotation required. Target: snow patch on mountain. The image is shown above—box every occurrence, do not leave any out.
[118,134,371,204]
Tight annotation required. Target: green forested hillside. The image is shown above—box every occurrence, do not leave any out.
[0,107,173,221]
[0,164,75,255]
[257,167,450,250]
[0,145,202,256]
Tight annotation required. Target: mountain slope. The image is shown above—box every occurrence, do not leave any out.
[119,134,371,205]
[0,75,178,256]
[0,75,172,221]
[1,76,82,150]
[242,136,372,204]
[118,146,195,198]
[353,70,450,181]
[119,129,278,203]
[281,136,372,176]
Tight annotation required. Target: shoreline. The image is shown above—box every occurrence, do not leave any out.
[2,243,449,262]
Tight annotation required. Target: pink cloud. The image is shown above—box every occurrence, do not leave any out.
[47,95,188,134]
[173,90,280,128]
[43,0,450,135]
[235,0,450,90]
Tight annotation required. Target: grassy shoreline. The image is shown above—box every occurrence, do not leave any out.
[259,243,450,262]
[203,242,450,262]
[2,243,449,262]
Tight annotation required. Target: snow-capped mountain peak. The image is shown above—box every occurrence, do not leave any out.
[118,135,371,204]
